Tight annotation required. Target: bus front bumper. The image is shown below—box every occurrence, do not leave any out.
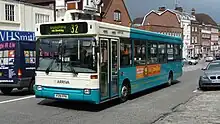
[34,85,100,104]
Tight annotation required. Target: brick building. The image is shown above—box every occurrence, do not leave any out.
[133,7,183,38]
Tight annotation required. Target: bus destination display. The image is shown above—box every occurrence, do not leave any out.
[40,22,88,35]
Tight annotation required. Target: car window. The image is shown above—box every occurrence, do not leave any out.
[207,62,220,70]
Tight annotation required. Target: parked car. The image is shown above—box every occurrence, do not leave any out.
[187,58,198,65]
[199,60,220,90]
[205,56,214,62]
[215,55,220,60]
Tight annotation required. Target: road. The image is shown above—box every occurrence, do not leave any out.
[0,65,204,124]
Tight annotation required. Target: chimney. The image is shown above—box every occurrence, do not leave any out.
[158,7,166,11]
[175,7,183,12]
[191,8,195,15]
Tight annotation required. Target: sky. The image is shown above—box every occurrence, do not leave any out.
[125,0,220,23]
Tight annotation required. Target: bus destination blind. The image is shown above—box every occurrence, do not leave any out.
[40,22,88,35]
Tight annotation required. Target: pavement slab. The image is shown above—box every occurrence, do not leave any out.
[155,91,220,124]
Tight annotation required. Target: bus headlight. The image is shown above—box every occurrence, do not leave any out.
[37,86,42,91]
[84,89,91,95]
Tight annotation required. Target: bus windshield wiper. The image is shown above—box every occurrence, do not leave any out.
[45,59,55,74]
[68,61,78,75]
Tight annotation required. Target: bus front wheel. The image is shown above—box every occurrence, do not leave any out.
[120,82,130,103]
[0,88,13,95]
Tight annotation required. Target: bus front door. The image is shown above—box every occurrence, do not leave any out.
[100,39,119,101]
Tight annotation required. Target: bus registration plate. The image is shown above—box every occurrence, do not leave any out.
[54,94,69,99]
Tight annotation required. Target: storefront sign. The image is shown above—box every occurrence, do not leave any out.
[0,30,35,42]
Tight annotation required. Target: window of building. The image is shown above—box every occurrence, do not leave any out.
[195,36,198,43]
[114,10,121,22]
[192,36,194,43]
[158,44,167,63]
[192,27,195,32]
[5,4,15,21]
[35,13,50,24]
[167,44,174,60]
[120,38,132,67]
[147,42,158,64]
[195,27,198,32]
[134,40,146,65]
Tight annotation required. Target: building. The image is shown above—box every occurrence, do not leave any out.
[132,7,183,37]
[25,0,132,27]
[171,7,196,59]
[194,12,218,57]
[189,8,201,58]
[0,0,54,41]
[98,0,131,27]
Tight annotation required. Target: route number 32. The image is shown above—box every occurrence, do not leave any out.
[71,24,79,34]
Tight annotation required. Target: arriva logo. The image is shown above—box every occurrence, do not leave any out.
[57,80,70,84]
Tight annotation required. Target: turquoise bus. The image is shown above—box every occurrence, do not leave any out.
[34,20,183,104]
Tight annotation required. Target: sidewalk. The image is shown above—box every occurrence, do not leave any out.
[155,91,220,124]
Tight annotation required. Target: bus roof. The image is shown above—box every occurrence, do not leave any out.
[130,28,182,44]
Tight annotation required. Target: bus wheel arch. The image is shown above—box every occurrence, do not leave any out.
[167,71,173,86]
[120,78,131,103]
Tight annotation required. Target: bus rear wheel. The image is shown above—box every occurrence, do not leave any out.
[0,88,13,95]
[167,73,173,86]
[120,83,130,103]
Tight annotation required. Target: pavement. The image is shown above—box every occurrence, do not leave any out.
[155,91,220,124]
[0,62,217,124]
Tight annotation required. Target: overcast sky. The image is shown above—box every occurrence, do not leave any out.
[125,0,220,23]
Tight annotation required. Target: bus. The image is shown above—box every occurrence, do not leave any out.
[34,20,183,104]
[0,40,36,94]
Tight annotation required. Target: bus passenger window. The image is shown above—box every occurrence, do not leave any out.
[120,38,132,67]
[147,43,158,64]
[158,44,167,63]
[134,40,146,66]
[167,44,174,61]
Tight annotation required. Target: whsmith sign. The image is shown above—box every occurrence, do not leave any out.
[0,30,35,42]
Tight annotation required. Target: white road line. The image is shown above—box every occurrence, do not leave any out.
[193,89,198,93]
[0,95,35,104]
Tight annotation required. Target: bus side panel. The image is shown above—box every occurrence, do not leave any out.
[168,61,183,80]
[119,62,182,95]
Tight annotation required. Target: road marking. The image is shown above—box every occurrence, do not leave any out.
[193,89,198,93]
[0,95,35,104]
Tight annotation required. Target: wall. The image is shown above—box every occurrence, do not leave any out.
[0,0,54,32]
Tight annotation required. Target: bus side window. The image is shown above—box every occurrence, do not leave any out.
[120,38,132,67]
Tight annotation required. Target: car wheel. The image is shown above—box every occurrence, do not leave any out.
[0,88,13,95]
[28,80,35,94]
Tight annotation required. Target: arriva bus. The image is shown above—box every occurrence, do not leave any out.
[34,20,183,104]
